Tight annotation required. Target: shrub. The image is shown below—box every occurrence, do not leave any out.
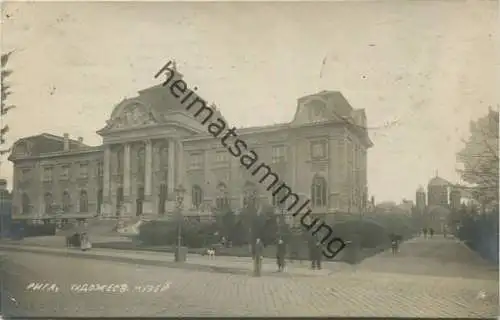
[138,219,221,248]
[458,209,499,263]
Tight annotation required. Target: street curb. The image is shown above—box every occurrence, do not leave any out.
[0,245,320,278]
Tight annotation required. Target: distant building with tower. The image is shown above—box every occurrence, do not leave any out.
[414,173,465,232]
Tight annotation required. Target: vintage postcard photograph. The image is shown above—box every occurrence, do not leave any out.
[0,1,498,318]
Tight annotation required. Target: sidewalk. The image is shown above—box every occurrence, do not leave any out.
[0,242,351,278]
[357,235,498,280]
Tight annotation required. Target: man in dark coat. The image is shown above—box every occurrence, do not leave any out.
[276,239,286,272]
[310,240,322,270]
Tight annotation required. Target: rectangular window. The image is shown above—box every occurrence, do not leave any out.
[60,165,70,180]
[310,140,327,160]
[190,153,203,169]
[79,163,88,178]
[215,151,229,164]
[97,161,103,177]
[43,167,53,182]
[271,145,287,164]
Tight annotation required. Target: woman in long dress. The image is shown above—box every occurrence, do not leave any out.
[80,232,92,251]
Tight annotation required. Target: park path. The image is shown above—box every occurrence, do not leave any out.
[355,235,498,280]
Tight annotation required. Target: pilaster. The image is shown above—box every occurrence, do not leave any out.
[143,140,153,215]
[167,139,175,197]
[101,145,112,216]
[122,143,132,216]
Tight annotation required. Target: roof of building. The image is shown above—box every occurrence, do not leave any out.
[428,176,450,187]
[8,133,97,161]
[417,185,425,193]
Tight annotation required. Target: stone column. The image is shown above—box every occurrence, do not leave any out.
[167,139,175,196]
[143,140,153,216]
[102,145,112,217]
[176,140,185,186]
[38,163,44,218]
[290,142,297,190]
[122,143,132,216]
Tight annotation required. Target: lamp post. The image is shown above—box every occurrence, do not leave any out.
[278,205,286,241]
[174,184,186,262]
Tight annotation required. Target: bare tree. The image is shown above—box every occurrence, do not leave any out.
[457,107,499,211]
[1,51,16,158]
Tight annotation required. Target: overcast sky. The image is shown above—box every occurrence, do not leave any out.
[1,0,498,203]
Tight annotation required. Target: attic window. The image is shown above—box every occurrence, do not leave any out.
[314,106,324,117]
[308,100,326,122]
[15,143,28,155]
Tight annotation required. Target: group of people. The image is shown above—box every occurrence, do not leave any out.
[390,233,402,255]
[251,238,324,273]
[422,227,435,238]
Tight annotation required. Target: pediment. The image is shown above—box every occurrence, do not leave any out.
[105,101,157,131]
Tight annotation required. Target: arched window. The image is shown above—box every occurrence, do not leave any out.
[158,184,167,215]
[79,190,88,213]
[22,193,30,214]
[311,176,327,207]
[116,147,124,173]
[44,192,53,214]
[243,181,257,208]
[272,188,288,208]
[97,188,103,214]
[192,185,203,209]
[215,182,229,211]
[62,191,71,213]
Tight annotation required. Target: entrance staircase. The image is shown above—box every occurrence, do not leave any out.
[116,217,143,236]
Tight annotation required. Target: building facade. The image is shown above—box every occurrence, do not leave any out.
[9,69,372,221]
[414,174,466,232]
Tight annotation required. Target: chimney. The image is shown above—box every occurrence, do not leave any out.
[63,133,70,151]
[78,137,84,144]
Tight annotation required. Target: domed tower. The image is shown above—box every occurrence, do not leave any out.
[428,173,450,207]
[416,186,426,212]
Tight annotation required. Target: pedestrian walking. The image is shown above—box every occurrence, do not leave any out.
[276,239,286,272]
[310,240,322,270]
[429,228,434,238]
[423,228,428,238]
[391,238,399,255]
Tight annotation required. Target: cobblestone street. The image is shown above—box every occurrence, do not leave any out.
[1,236,497,317]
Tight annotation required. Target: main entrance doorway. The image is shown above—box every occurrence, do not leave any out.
[158,184,167,215]
[136,187,144,216]
[116,187,123,216]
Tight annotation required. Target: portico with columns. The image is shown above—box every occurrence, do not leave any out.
[97,97,200,219]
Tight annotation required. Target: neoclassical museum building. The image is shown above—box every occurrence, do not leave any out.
[8,67,372,222]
